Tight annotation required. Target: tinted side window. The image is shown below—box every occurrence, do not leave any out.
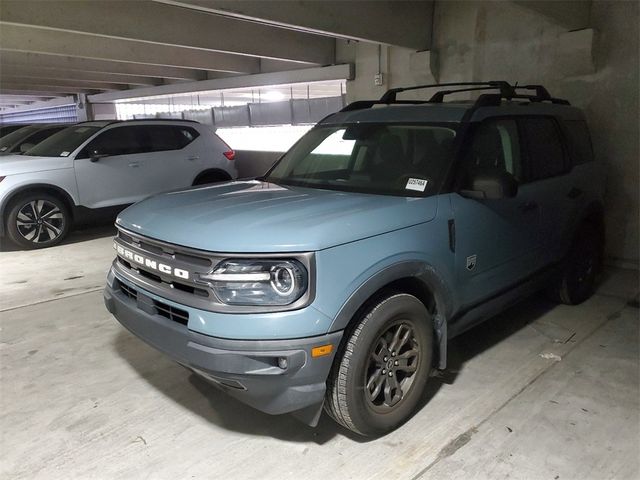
[521,118,567,181]
[564,120,594,165]
[140,125,200,153]
[466,119,522,180]
[83,126,143,156]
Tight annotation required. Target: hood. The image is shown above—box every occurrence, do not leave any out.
[116,180,439,252]
[0,155,73,176]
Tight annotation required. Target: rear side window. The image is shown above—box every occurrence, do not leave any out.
[521,118,567,181]
[139,125,200,152]
[564,120,594,165]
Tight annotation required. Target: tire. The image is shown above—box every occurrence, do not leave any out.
[551,223,601,305]
[325,292,433,436]
[6,192,71,249]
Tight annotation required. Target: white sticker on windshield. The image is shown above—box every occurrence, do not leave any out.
[60,151,70,157]
[406,178,428,192]
[75,127,90,133]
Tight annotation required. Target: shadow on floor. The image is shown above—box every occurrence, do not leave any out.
[113,291,559,443]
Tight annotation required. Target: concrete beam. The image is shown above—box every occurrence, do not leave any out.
[0,24,260,74]
[1,76,127,91]
[1,0,334,65]
[1,84,100,95]
[0,95,57,102]
[0,66,161,86]
[0,51,206,81]
[159,0,434,50]
[88,64,354,102]
[512,0,592,30]
[0,89,68,97]
[0,100,33,106]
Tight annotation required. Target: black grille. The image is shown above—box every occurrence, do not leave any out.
[154,301,189,325]
[119,282,137,301]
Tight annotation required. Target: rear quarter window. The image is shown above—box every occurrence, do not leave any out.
[564,120,594,165]
[141,125,200,152]
[521,117,568,181]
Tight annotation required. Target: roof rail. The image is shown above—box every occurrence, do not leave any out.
[340,81,570,113]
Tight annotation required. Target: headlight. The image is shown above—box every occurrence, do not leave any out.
[201,259,308,306]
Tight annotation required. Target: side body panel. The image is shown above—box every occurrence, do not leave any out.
[450,185,543,308]
[536,160,605,265]
[0,167,79,207]
[320,195,456,330]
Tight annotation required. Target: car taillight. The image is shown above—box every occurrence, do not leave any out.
[223,150,235,161]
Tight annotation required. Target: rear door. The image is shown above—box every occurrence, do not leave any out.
[134,124,202,192]
[451,118,543,307]
[519,117,581,264]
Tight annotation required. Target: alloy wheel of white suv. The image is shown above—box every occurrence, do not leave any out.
[6,192,71,249]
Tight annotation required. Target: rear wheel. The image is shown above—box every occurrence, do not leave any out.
[551,223,601,305]
[193,171,231,186]
[6,192,71,249]
[325,293,433,436]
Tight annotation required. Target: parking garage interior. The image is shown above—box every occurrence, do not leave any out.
[0,1,638,479]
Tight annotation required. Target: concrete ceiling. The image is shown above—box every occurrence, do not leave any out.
[0,0,434,110]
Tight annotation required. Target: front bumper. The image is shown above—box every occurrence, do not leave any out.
[104,272,342,425]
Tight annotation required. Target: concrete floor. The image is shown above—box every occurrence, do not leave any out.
[1,227,638,480]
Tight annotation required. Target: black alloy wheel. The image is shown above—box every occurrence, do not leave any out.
[325,293,433,436]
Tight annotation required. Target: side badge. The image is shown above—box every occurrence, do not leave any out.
[466,255,477,271]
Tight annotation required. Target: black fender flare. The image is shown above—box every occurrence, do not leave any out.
[329,261,456,369]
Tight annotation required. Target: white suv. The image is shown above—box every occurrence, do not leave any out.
[0,119,237,249]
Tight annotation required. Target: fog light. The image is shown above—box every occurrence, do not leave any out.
[277,357,288,369]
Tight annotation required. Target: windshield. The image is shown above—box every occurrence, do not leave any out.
[265,124,457,197]
[24,125,101,157]
[0,126,39,152]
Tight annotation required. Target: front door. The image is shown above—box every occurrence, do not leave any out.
[452,118,542,308]
[74,125,157,208]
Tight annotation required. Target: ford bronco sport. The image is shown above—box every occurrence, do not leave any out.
[104,82,604,436]
[0,119,236,249]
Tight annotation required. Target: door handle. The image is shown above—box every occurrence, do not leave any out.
[567,187,583,199]
[128,162,140,168]
[187,155,199,161]
[518,201,539,213]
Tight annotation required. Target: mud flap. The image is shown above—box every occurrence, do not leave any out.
[434,311,447,370]
[291,400,325,426]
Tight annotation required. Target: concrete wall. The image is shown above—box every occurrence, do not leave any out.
[338,0,639,267]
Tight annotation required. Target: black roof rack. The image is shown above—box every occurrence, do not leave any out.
[339,81,570,113]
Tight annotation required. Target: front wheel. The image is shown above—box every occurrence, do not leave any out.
[325,293,433,436]
[6,193,71,249]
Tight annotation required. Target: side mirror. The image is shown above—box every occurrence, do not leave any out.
[460,170,518,200]
[89,150,109,162]
[19,143,35,153]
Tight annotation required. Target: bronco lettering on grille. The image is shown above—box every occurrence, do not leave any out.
[114,243,190,280]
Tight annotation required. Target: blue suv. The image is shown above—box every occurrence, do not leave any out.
[104,82,604,436]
